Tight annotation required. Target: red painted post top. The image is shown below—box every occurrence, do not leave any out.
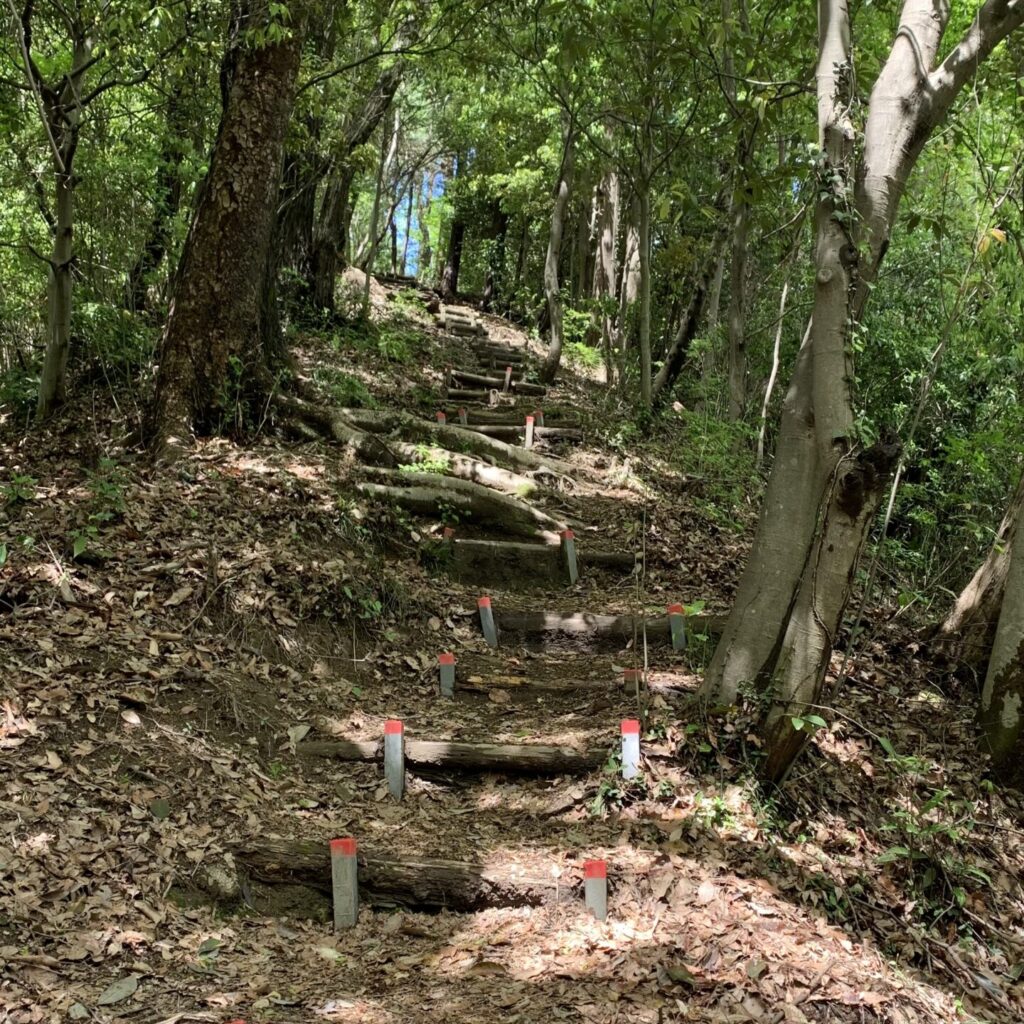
[330,837,357,856]
[525,415,534,424]
[384,719,403,735]
[535,409,542,417]
[506,365,512,372]
[458,407,466,415]
[667,603,684,615]
[561,529,575,541]
[436,411,446,421]
[623,668,644,681]
[478,596,492,608]
[443,527,455,540]
[584,859,607,879]
[621,719,641,735]
[438,652,455,665]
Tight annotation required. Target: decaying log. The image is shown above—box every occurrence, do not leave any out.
[356,475,566,540]
[236,839,569,910]
[296,738,606,774]
[455,409,576,426]
[457,672,689,698]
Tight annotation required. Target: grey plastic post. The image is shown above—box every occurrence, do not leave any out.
[438,652,456,697]
[621,719,640,780]
[384,720,404,799]
[331,838,358,930]
[561,529,579,584]
[667,603,687,650]
[524,415,534,449]
[584,860,607,921]
[478,596,498,647]
[458,407,468,425]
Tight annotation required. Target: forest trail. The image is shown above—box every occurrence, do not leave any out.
[3,280,1024,1024]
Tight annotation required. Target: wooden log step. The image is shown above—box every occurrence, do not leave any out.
[443,388,528,405]
[450,369,525,389]
[472,345,525,360]
[459,424,581,442]
[296,738,606,775]
[449,371,546,396]
[492,610,726,646]
[458,672,690,698]
[454,409,576,426]
[237,839,568,910]
[447,537,636,585]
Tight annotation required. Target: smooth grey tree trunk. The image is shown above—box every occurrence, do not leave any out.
[700,0,1024,782]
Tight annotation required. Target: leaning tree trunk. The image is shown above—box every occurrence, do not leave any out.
[939,471,1024,671]
[539,124,575,383]
[698,0,1023,782]
[308,60,404,312]
[978,492,1024,780]
[150,4,304,445]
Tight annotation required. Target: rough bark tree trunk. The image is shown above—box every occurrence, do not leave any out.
[699,0,1024,782]
[540,124,575,383]
[616,194,641,388]
[592,168,619,383]
[726,144,752,420]
[638,179,653,407]
[150,3,305,445]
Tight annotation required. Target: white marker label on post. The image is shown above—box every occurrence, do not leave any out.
[584,859,607,921]
[331,837,358,930]
[621,719,640,780]
[384,720,404,800]
[524,415,535,449]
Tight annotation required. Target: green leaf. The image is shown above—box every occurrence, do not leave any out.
[791,717,805,732]
[149,797,171,820]
[876,845,911,864]
[878,736,897,758]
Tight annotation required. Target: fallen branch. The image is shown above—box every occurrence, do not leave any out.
[494,610,726,646]
[274,394,398,467]
[447,537,636,585]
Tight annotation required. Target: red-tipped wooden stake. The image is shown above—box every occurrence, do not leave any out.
[458,407,468,425]
[384,720,405,799]
[330,837,358,929]
[503,365,513,393]
[621,719,640,780]
[524,414,535,449]
[534,408,545,427]
[584,859,607,920]
[436,410,447,424]
[438,652,456,697]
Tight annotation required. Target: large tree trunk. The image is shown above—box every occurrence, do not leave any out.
[939,472,1024,670]
[977,481,1024,779]
[539,124,575,383]
[615,194,641,388]
[150,3,304,444]
[699,0,1023,782]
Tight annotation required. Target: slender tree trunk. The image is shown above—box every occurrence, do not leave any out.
[400,186,413,275]
[726,155,751,420]
[126,95,187,313]
[418,170,433,278]
[363,108,400,316]
[637,180,653,407]
[616,194,641,388]
[308,61,404,312]
[540,124,575,383]
[36,34,90,421]
[592,168,619,383]
[151,3,304,444]
[698,0,1024,781]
